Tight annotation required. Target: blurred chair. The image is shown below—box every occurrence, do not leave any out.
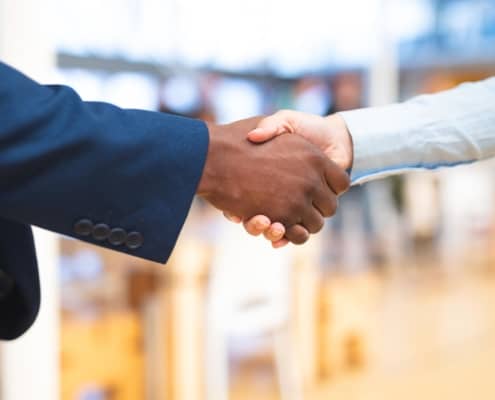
[205,220,303,400]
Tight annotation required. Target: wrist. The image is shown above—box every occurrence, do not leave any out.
[197,122,217,197]
[325,113,354,170]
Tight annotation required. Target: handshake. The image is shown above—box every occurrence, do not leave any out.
[197,111,354,248]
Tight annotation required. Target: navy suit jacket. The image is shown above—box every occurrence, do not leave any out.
[0,62,209,340]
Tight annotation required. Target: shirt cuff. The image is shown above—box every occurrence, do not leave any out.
[339,104,429,185]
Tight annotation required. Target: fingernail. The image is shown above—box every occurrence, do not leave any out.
[256,220,268,230]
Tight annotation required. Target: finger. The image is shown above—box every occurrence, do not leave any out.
[324,160,351,195]
[301,207,325,234]
[247,114,294,143]
[247,127,280,143]
[243,215,271,236]
[263,222,286,242]
[272,238,290,249]
[313,188,339,218]
[223,211,242,224]
[285,225,310,245]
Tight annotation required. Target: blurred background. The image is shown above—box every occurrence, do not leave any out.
[1,0,495,399]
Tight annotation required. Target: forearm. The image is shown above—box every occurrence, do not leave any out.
[340,77,495,185]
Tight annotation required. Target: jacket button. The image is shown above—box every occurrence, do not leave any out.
[126,232,144,250]
[74,219,93,236]
[108,228,127,246]
[92,223,110,241]
[0,269,14,300]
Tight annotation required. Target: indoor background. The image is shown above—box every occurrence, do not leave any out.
[1,0,495,399]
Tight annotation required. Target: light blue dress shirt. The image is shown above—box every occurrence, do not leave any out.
[340,77,495,185]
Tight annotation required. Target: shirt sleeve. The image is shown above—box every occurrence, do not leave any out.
[340,77,495,185]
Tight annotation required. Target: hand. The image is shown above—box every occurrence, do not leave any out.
[226,111,353,248]
[197,117,349,244]
[249,110,353,170]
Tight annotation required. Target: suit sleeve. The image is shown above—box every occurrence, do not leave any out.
[0,62,209,263]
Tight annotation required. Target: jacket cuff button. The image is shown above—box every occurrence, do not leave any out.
[126,232,144,250]
[108,228,127,246]
[74,219,93,236]
[92,223,110,241]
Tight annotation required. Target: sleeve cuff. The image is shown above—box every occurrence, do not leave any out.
[339,104,430,185]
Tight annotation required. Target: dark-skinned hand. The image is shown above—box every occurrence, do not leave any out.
[197,117,350,244]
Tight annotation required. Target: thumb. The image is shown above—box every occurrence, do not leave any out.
[247,127,278,143]
[247,115,293,143]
